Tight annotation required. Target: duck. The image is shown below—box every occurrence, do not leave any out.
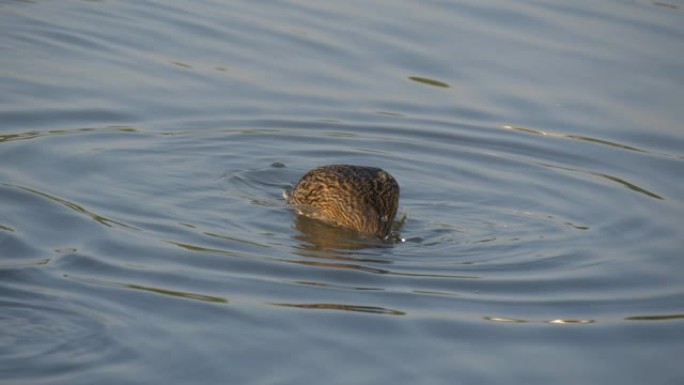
[284,164,400,239]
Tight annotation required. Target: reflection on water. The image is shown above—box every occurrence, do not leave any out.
[488,314,684,324]
[408,76,450,88]
[651,1,680,10]
[286,257,392,276]
[0,126,139,144]
[291,214,396,251]
[625,314,684,321]
[271,302,406,316]
[485,316,595,324]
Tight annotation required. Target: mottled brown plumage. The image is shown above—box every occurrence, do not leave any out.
[285,165,400,238]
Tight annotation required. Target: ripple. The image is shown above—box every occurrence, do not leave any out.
[271,302,406,316]
[540,162,665,200]
[64,274,228,304]
[217,163,297,206]
[0,296,127,382]
[0,302,100,359]
[1,183,141,230]
[501,124,651,154]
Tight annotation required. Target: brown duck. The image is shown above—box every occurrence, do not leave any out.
[285,165,400,239]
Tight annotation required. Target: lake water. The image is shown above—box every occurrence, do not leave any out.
[2,0,683,384]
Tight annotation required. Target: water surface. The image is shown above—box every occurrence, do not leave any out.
[1,0,683,384]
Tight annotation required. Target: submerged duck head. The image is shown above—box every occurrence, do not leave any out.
[285,164,400,238]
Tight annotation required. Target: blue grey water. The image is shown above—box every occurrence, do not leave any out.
[1,0,683,384]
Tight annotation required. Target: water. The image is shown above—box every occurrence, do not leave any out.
[2,0,683,384]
